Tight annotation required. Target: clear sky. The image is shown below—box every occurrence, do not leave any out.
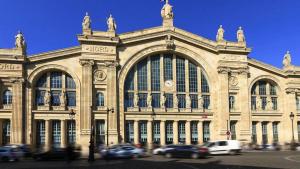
[0,0,299,68]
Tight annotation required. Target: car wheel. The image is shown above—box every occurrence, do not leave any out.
[191,153,199,159]
[133,154,140,158]
[229,150,237,155]
[165,153,172,158]
[2,156,9,162]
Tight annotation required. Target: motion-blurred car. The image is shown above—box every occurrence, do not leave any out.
[153,145,176,155]
[33,148,80,161]
[204,140,241,155]
[101,144,146,159]
[0,147,24,162]
[163,145,209,159]
[5,144,32,157]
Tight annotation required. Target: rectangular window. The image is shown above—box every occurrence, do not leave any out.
[37,74,47,88]
[66,76,76,89]
[251,96,256,110]
[139,122,147,144]
[262,122,268,144]
[2,120,10,145]
[270,85,276,95]
[125,69,135,91]
[177,94,186,108]
[138,93,147,107]
[261,97,267,110]
[272,97,277,110]
[259,82,266,95]
[176,57,186,92]
[67,120,76,145]
[36,90,45,106]
[190,94,198,109]
[189,62,198,92]
[51,91,61,106]
[164,54,173,81]
[50,72,62,88]
[203,122,210,142]
[272,122,279,143]
[36,120,45,147]
[153,121,160,144]
[151,56,161,91]
[137,59,148,91]
[96,120,105,146]
[178,122,186,144]
[252,122,257,144]
[52,120,61,148]
[166,121,173,144]
[297,97,300,111]
[66,91,76,106]
[191,122,198,144]
[230,121,237,140]
[165,94,173,108]
[152,93,160,108]
[203,95,210,109]
[229,95,235,111]
[125,92,134,109]
[201,73,209,93]
[126,121,134,143]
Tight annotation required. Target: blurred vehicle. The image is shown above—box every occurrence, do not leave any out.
[0,147,23,162]
[5,144,32,157]
[163,145,208,159]
[101,144,146,159]
[204,140,241,155]
[153,145,176,155]
[32,148,80,161]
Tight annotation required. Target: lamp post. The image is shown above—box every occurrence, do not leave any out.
[88,106,95,162]
[151,109,155,151]
[290,112,295,142]
[69,109,76,146]
[106,108,114,147]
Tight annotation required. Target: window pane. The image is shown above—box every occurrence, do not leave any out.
[201,73,209,93]
[259,82,266,95]
[138,93,147,107]
[96,93,104,107]
[151,56,160,91]
[203,122,210,142]
[189,62,198,92]
[139,122,147,144]
[3,90,12,105]
[272,122,279,143]
[178,122,186,143]
[152,93,160,108]
[37,74,47,88]
[166,121,173,144]
[164,54,173,81]
[96,121,105,145]
[51,91,61,106]
[190,94,198,109]
[203,95,210,109]
[153,121,160,144]
[36,120,45,147]
[125,69,135,91]
[262,123,268,144]
[178,94,186,108]
[2,120,10,145]
[176,57,185,92]
[66,75,76,89]
[125,92,134,109]
[251,96,256,110]
[230,121,237,140]
[191,122,198,144]
[36,90,45,106]
[252,122,257,143]
[261,97,267,110]
[67,121,76,144]
[67,91,76,106]
[272,97,277,110]
[270,85,276,95]
[165,94,173,108]
[52,120,61,148]
[126,121,134,143]
[137,59,148,91]
[50,72,62,88]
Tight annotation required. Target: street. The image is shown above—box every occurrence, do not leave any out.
[1,151,300,169]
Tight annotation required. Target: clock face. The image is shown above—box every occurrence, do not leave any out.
[165,80,173,87]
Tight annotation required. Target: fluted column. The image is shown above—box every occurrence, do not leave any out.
[198,121,203,144]
[134,120,139,144]
[61,120,66,148]
[173,120,178,144]
[160,120,166,146]
[45,120,51,151]
[147,120,153,149]
[256,122,262,145]
[185,120,191,145]
[267,122,273,144]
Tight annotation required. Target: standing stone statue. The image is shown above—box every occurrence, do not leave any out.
[216,25,225,42]
[283,51,292,68]
[107,14,117,32]
[186,95,191,109]
[147,93,152,108]
[82,12,91,30]
[60,91,66,106]
[44,91,51,106]
[198,95,204,109]
[15,31,26,50]
[237,26,245,43]
[174,94,178,108]
[160,93,166,108]
[161,0,174,19]
[134,93,139,107]
[266,97,274,110]
[256,96,262,111]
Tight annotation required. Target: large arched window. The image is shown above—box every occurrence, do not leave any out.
[124,53,210,111]
[96,92,105,107]
[3,90,12,105]
[251,80,278,111]
[35,71,76,107]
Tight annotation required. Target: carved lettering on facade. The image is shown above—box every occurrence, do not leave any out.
[0,64,21,70]
[83,45,115,54]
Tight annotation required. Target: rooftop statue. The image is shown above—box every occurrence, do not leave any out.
[216,25,225,42]
[237,26,245,43]
[161,0,174,19]
[283,51,292,68]
[15,31,26,50]
[82,12,91,30]
[107,14,117,32]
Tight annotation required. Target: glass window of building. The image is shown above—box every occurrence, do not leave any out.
[165,94,173,108]
[272,122,279,143]
[176,57,186,92]
[203,122,210,142]
[251,122,257,144]
[229,95,235,111]
[36,120,45,148]
[125,93,134,109]
[189,62,198,93]
[166,121,173,144]
[67,121,76,145]
[52,120,61,148]
[50,72,62,89]
[51,91,61,106]
[153,121,160,144]
[151,56,161,91]
[2,120,10,145]
[296,97,300,111]
[139,122,147,144]
[297,122,300,142]
[96,121,105,145]
[138,93,147,107]
[191,122,198,144]
[126,121,134,143]
[152,93,160,108]
[137,59,148,91]
[190,94,198,109]
[262,122,268,144]
[178,122,186,144]
[96,92,105,107]
[164,54,173,81]
[178,94,186,108]
[3,90,12,105]
[230,121,237,140]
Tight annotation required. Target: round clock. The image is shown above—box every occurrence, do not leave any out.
[165,80,173,87]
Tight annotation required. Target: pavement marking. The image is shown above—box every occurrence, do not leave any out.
[284,155,300,163]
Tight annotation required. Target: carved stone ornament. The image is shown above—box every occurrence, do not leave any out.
[79,60,94,67]
[165,35,175,50]
[217,66,231,74]
[229,76,238,86]
[105,61,119,68]
[94,70,107,81]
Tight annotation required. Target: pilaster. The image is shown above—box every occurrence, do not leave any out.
[185,120,191,145]
[267,122,273,144]
[160,120,166,146]
[45,120,51,151]
[173,120,178,144]
[147,120,153,149]
[134,120,139,144]
[61,120,66,148]
[197,121,203,144]
[256,122,262,145]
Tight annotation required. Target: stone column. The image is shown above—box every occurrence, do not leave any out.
[0,120,3,145]
[134,120,139,145]
[160,120,166,146]
[256,122,262,145]
[267,122,273,144]
[79,59,94,154]
[147,120,153,150]
[197,121,203,144]
[61,120,66,148]
[173,120,178,144]
[11,78,24,144]
[45,120,51,151]
[185,120,191,145]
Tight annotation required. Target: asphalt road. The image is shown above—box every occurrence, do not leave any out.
[0,151,300,169]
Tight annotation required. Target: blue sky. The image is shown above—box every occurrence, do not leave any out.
[0,0,299,68]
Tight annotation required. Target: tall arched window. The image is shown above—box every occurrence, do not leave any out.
[3,90,12,105]
[251,80,278,111]
[35,71,76,107]
[96,92,105,107]
[124,53,210,111]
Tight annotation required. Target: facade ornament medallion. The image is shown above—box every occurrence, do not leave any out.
[94,70,107,81]
[107,14,117,32]
[147,93,152,108]
[161,0,174,19]
[216,25,225,42]
[82,12,91,31]
[237,26,246,43]
[15,31,26,52]
[165,35,175,50]
[283,51,292,68]
[229,76,239,86]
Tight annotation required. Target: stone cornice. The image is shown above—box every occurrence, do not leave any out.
[286,88,300,94]
[9,77,25,84]
[248,57,286,77]
[217,66,249,75]
[104,61,119,68]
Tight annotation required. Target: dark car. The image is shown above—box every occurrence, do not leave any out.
[164,145,208,159]
[33,148,80,161]
[101,144,146,159]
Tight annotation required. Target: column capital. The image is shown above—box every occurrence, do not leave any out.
[286,88,299,94]
[218,66,231,74]
[105,61,119,68]
[10,77,25,84]
[79,59,94,67]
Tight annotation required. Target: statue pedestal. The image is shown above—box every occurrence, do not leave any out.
[37,105,50,111]
[184,108,192,112]
[145,107,153,112]
[127,107,139,112]
[163,18,174,28]
[83,29,92,35]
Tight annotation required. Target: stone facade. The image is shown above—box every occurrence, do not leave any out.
[0,1,300,154]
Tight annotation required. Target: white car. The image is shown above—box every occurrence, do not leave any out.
[153,145,176,155]
[204,140,241,155]
[0,147,24,162]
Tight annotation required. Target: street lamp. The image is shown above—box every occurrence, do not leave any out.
[69,109,76,146]
[290,112,295,142]
[106,108,114,147]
